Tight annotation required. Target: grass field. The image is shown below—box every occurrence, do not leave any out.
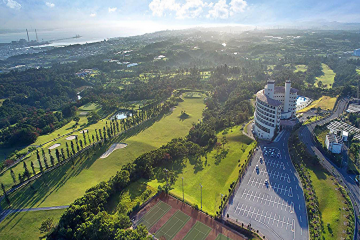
[303,115,323,125]
[314,127,328,148]
[304,162,349,240]
[0,209,65,240]
[2,97,205,210]
[297,96,337,113]
[78,102,101,111]
[105,180,157,214]
[294,65,307,73]
[148,126,256,215]
[356,69,360,75]
[315,64,335,88]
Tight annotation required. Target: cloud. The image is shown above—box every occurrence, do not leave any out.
[149,0,247,19]
[3,0,21,9]
[45,2,55,8]
[149,0,180,17]
[207,0,229,19]
[230,0,247,14]
[90,13,96,17]
[108,7,117,13]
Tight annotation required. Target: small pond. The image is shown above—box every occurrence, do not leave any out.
[111,111,133,120]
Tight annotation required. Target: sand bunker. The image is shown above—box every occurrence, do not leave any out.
[79,111,88,116]
[48,143,60,150]
[66,135,77,140]
[79,129,88,133]
[100,143,128,158]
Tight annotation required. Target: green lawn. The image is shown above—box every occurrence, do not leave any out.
[314,127,328,148]
[294,65,307,73]
[315,64,335,88]
[0,99,5,107]
[78,102,101,111]
[2,97,205,210]
[356,69,360,75]
[0,114,108,192]
[0,209,65,240]
[303,115,323,125]
[305,163,349,239]
[105,180,157,215]
[148,126,256,215]
[297,96,337,113]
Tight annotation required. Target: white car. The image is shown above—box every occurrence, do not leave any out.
[265,179,268,185]
[256,165,259,170]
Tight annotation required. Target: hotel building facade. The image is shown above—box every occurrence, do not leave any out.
[253,80,298,140]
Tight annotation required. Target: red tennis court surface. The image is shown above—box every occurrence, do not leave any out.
[133,193,246,240]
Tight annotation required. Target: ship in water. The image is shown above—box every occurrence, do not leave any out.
[74,34,81,39]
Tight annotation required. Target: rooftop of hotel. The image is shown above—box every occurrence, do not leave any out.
[274,86,298,94]
[256,90,282,106]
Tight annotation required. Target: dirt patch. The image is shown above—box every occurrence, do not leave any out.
[100,143,128,158]
[48,143,60,150]
[66,135,77,141]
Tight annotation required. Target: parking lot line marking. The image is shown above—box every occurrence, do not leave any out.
[297,194,299,200]
[300,216,302,222]
[299,204,301,210]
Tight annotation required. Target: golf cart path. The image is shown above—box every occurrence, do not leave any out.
[0,205,69,223]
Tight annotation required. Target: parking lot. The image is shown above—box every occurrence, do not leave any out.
[224,131,309,240]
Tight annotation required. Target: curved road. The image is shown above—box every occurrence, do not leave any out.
[298,98,360,240]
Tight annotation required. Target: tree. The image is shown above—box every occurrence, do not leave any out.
[55,149,60,163]
[73,116,80,124]
[23,161,30,179]
[79,139,83,149]
[1,183,10,204]
[60,148,65,161]
[87,111,100,124]
[317,80,323,88]
[83,131,87,146]
[31,161,36,175]
[42,149,49,169]
[10,169,16,184]
[48,149,55,166]
[39,218,54,234]
[71,141,76,155]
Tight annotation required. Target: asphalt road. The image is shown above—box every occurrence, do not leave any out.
[224,130,309,240]
[299,98,360,240]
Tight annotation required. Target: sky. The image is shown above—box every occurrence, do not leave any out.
[1,0,360,31]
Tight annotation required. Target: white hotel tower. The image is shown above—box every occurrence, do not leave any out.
[253,80,298,140]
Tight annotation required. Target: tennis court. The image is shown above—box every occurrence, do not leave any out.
[154,210,190,240]
[136,201,171,230]
[215,233,233,240]
[182,221,212,240]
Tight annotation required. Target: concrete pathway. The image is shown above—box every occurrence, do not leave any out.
[0,205,69,223]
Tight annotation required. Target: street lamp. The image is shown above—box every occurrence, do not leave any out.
[200,184,203,211]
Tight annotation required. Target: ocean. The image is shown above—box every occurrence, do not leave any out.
[0,25,161,46]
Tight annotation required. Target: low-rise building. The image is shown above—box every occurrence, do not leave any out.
[325,134,343,154]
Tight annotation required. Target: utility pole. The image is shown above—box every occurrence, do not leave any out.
[200,184,203,211]
[182,177,184,202]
